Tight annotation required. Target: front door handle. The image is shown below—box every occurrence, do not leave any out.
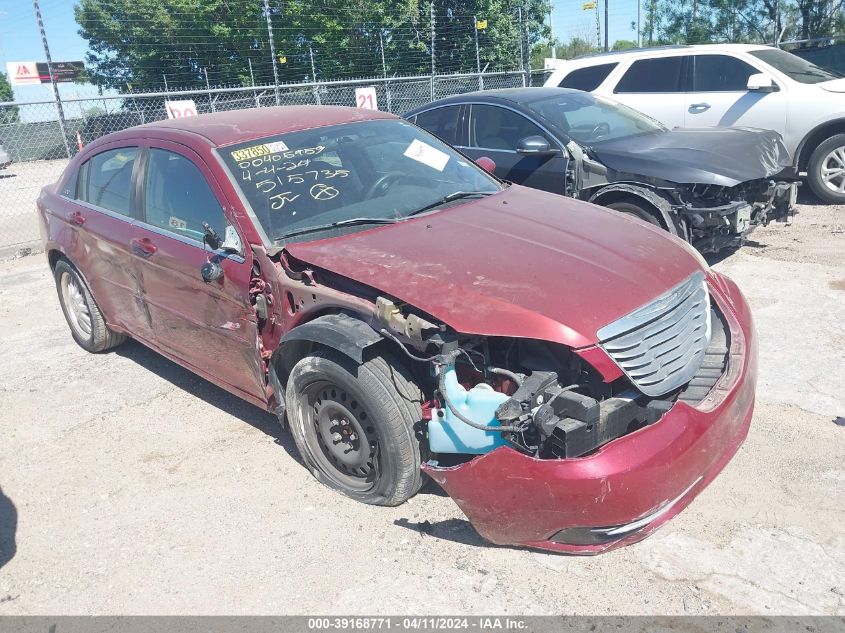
[69,210,86,226]
[131,237,158,257]
[689,102,711,112]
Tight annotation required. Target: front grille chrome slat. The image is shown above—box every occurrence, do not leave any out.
[598,272,712,397]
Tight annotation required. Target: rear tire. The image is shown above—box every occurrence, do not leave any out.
[54,259,126,353]
[285,348,424,506]
[807,133,845,204]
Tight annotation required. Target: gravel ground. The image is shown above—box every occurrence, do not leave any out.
[0,199,843,615]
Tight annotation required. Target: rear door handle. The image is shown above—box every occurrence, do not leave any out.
[69,210,86,226]
[131,237,158,257]
[689,102,711,112]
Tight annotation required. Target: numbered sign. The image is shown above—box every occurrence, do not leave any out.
[165,99,199,119]
[355,87,378,111]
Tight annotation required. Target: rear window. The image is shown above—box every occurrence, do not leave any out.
[78,148,138,216]
[558,62,618,91]
[615,57,685,93]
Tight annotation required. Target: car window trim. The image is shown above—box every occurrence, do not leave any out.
[62,145,142,220]
[612,55,690,94]
[137,143,247,263]
[458,102,566,153]
[690,53,768,93]
[409,103,463,146]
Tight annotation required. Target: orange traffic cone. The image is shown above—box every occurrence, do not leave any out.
[76,130,84,151]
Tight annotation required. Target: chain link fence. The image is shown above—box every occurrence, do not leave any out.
[0,69,546,254]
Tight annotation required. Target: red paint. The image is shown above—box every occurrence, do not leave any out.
[422,279,756,553]
[38,106,756,554]
[288,185,700,347]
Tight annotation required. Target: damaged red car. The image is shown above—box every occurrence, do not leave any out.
[38,106,757,554]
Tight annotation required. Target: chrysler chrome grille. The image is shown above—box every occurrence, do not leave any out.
[597,271,712,397]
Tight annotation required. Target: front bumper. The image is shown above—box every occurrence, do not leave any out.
[422,273,757,554]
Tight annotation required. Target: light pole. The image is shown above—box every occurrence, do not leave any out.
[263,0,280,105]
[32,0,71,158]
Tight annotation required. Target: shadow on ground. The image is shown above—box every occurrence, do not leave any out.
[114,340,301,462]
[0,486,17,570]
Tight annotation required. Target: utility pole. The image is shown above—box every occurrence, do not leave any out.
[308,45,320,105]
[604,0,609,51]
[474,15,483,90]
[380,32,392,112]
[518,5,525,85]
[595,2,602,50]
[549,5,557,59]
[32,0,70,158]
[204,68,215,112]
[430,1,435,100]
[248,58,259,107]
[263,0,281,106]
[637,0,642,47]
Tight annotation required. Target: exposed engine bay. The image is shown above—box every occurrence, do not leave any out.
[374,296,729,464]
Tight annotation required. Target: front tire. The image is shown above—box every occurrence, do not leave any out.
[54,259,126,353]
[285,348,424,506]
[807,133,845,204]
[607,199,663,227]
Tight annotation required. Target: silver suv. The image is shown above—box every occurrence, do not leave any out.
[545,44,845,203]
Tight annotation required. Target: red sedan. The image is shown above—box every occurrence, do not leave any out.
[38,106,756,553]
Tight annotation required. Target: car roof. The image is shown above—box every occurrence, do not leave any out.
[405,87,581,112]
[558,43,775,68]
[133,105,398,147]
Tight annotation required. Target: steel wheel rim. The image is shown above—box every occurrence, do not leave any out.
[302,380,379,492]
[821,146,845,193]
[60,271,92,339]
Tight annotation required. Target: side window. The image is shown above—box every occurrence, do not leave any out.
[468,105,548,150]
[79,147,138,216]
[144,149,226,242]
[413,106,461,145]
[558,62,619,91]
[694,55,758,91]
[614,57,685,93]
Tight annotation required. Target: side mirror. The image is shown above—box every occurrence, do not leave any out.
[201,260,224,284]
[747,73,778,92]
[516,135,558,156]
[475,156,497,173]
[202,222,222,250]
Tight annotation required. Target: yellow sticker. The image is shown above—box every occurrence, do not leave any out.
[231,144,271,162]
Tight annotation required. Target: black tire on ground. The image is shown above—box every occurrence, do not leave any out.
[285,348,424,506]
[53,259,126,353]
[807,133,845,204]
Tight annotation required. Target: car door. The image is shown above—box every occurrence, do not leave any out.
[63,144,155,343]
[131,142,266,402]
[611,56,690,128]
[458,104,569,195]
[683,53,788,132]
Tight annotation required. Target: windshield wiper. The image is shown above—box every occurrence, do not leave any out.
[405,191,495,217]
[272,217,399,242]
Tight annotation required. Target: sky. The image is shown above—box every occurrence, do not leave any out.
[0,0,642,102]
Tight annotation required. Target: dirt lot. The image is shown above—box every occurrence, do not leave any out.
[0,160,69,254]
[0,198,843,615]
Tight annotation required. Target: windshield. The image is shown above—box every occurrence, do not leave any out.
[749,48,843,84]
[525,92,666,145]
[219,119,502,244]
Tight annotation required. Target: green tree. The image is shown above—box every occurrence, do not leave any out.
[0,72,18,124]
[75,0,550,92]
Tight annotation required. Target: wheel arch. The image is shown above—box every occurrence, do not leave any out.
[796,118,845,172]
[270,312,387,409]
[588,183,681,236]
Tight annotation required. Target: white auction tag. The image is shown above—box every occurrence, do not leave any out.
[403,139,450,172]
[165,100,198,119]
[266,140,289,153]
[355,86,378,110]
